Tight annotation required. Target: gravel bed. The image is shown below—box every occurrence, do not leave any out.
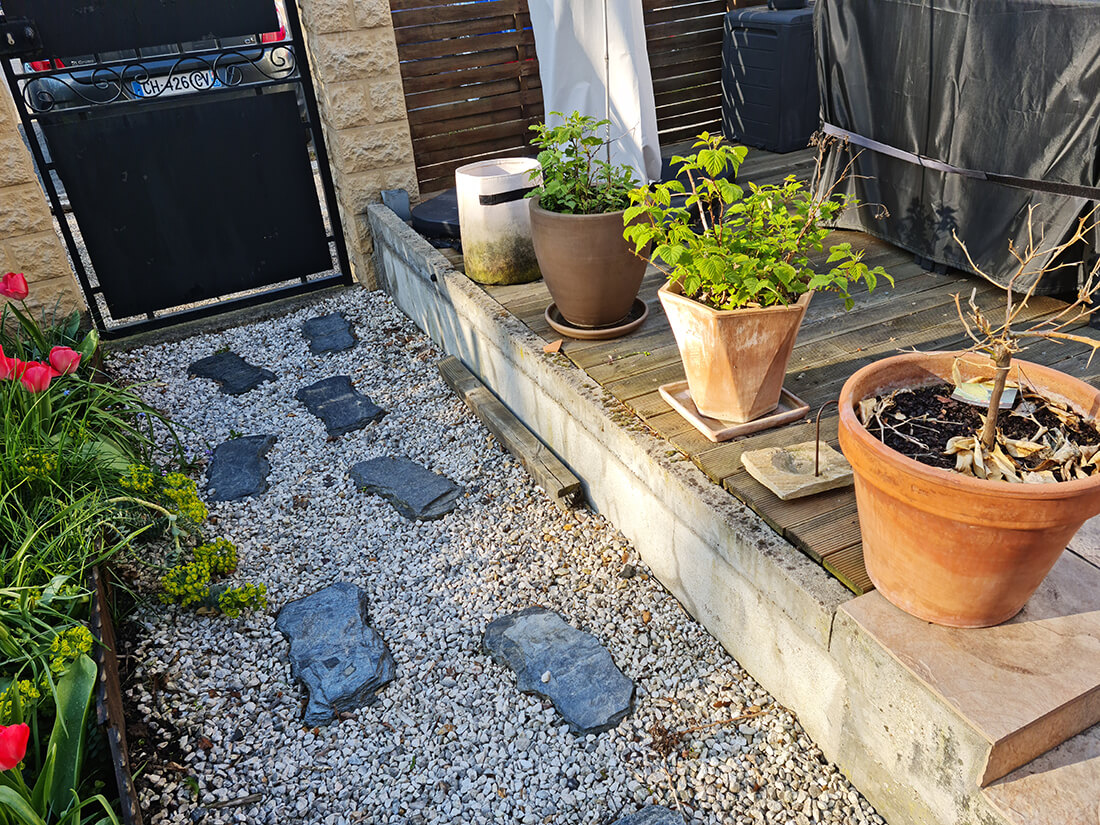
[110,286,884,825]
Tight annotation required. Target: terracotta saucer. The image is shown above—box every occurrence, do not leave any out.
[544,299,648,341]
[658,381,810,443]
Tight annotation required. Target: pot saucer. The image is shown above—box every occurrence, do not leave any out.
[544,299,649,341]
[658,381,809,443]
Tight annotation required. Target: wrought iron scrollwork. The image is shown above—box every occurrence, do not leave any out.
[21,45,297,112]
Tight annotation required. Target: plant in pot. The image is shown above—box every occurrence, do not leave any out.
[623,134,890,424]
[837,206,1100,627]
[527,111,648,338]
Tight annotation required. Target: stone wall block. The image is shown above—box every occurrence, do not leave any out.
[0,184,54,238]
[0,134,37,188]
[368,77,408,124]
[342,166,419,215]
[320,80,373,130]
[5,230,73,283]
[300,0,355,35]
[334,123,415,174]
[353,0,391,29]
[315,29,400,81]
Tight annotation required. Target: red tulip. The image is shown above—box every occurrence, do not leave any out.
[0,272,28,301]
[20,362,56,393]
[0,354,29,381]
[48,346,81,376]
[0,723,29,771]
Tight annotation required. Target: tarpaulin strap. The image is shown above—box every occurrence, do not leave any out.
[479,186,536,206]
[822,122,1100,201]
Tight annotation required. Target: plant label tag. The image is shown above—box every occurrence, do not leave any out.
[951,381,1017,409]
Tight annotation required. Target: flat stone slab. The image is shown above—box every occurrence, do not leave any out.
[983,723,1100,825]
[349,456,462,520]
[842,551,1100,785]
[295,376,386,437]
[302,312,356,354]
[206,435,276,502]
[741,441,853,501]
[612,807,682,825]
[483,606,634,734]
[275,582,395,726]
[188,352,275,395]
[1067,514,1100,569]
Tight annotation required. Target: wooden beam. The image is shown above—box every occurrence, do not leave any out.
[438,356,582,509]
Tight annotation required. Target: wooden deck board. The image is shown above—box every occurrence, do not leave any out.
[451,146,1100,595]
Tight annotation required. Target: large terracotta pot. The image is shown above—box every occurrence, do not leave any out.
[529,202,647,327]
[838,351,1100,627]
[658,281,811,422]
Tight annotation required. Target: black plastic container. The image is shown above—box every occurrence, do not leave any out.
[721,6,818,153]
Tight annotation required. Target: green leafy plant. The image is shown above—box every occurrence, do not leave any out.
[623,133,891,310]
[160,539,266,619]
[528,111,639,215]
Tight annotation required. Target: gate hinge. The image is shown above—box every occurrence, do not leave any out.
[0,16,41,58]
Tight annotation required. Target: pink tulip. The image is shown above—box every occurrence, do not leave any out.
[0,723,29,771]
[48,346,81,375]
[0,272,28,301]
[20,362,56,393]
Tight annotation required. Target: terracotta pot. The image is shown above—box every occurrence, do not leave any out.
[658,281,811,422]
[529,202,647,328]
[838,351,1100,627]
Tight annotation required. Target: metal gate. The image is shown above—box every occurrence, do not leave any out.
[0,0,350,336]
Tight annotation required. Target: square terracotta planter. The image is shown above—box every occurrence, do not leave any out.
[658,281,811,423]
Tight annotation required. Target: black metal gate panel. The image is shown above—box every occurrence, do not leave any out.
[0,0,351,335]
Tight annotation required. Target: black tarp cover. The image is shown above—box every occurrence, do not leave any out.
[815,0,1100,291]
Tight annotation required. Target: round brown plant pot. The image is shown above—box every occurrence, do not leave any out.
[529,202,647,328]
[838,351,1100,628]
[658,281,811,423]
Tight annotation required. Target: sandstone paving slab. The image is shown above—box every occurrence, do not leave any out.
[741,441,852,501]
[295,376,386,437]
[206,434,277,502]
[483,606,634,734]
[303,312,357,354]
[276,582,395,726]
[1067,514,1100,569]
[983,723,1100,825]
[349,456,462,520]
[188,352,275,395]
[841,551,1100,785]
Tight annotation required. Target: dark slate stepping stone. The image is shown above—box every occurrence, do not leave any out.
[275,582,395,726]
[188,352,275,396]
[483,607,634,734]
[295,376,386,437]
[205,435,276,502]
[612,807,682,825]
[349,456,462,521]
[302,312,357,354]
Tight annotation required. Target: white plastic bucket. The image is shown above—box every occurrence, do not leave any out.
[455,157,543,285]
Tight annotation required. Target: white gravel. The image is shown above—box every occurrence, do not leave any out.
[110,286,884,825]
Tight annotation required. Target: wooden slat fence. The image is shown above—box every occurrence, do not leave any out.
[389,0,543,195]
[643,0,731,146]
[389,1,754,194]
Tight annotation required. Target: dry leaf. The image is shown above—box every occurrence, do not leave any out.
[858,398,877,426]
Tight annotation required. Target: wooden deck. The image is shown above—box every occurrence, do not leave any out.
[443,147,1100,594]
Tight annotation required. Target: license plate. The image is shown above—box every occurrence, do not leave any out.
[131,70,220,98]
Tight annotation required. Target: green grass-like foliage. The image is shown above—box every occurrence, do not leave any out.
[528,111,639,215]
[623,134,892,310]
